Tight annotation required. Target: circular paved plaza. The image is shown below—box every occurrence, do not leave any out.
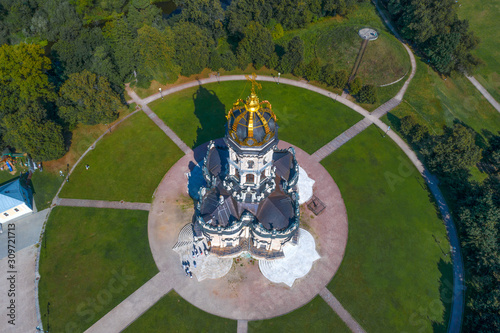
[148,140,348,320]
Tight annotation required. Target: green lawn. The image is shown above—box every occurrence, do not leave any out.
[385,56,500,138]
[459,0,500,101]
[59,111,184,202]
[249,296,350,333]
[123,291,236,332]
[149,81,362,154]
[322,125,452,333]
[39,207,158,332]
[31,171,63,210]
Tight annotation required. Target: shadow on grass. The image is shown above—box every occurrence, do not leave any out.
[192,85,227,149]
[432,259,454,333]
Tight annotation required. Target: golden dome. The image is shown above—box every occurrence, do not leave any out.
[226,76,277,147]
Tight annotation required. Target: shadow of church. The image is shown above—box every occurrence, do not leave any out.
[192,85,227,149]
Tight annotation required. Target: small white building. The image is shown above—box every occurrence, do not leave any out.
[0,178,33,223]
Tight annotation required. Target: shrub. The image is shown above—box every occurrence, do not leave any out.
[349,77,363,95]
[358,84,377,104]
[304,58,321,81]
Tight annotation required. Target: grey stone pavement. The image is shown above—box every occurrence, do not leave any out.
[0,209,49,259]
[466,75,500,112]
[0,245,38,333]
[237,320,248,333]
[125,86,192,155]
[56,198,151,211]
[84,271,173,333]
[319,287,366,333]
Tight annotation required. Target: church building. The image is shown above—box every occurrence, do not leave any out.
[193,79,300,259]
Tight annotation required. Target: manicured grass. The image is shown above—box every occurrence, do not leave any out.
[149,81,362,154]
[123,291,236,332]
[385,57,500,138]
[248,296,351,333]
[31,171,63,210]
[322,125,452,332]
[459,0,500,101]
[39,207,158,332]
[59,111,184,202]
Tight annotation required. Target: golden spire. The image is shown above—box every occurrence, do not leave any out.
[245,73,261,112]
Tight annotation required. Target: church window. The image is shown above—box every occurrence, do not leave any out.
[247,160,254,169]
[246,174,254,184]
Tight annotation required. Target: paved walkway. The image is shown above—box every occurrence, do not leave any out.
[145,140,348,320]
[237,320,248,333]
[84,272,173,333]
[466,76,500,112]
[56,198,151,211]
[312,118,372,161]
[125,86,192,155]
[0,209,49,259]
[0,245,38,333]
[319,287,366,333]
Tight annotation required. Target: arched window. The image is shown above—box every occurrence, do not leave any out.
[247,160,254,169]
[246,174,254,184]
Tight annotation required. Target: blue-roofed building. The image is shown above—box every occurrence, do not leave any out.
[0,178,33,223]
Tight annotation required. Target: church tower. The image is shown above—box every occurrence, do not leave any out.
[194,75,300,259]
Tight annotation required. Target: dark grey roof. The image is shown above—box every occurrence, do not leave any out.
[273,151,293,180]
[206,147,221,176]
[237,202,259,216]
[256,190,294,230]
[199,188,238,227]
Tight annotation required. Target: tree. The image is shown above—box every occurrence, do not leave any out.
[0,43,55,115]
[220,51,237,71]
[349,77,362,95]
[136,25,180,84]
[332,70,349,88]
[279,36,304,73]
[103,17,138,81]
[304,58,321,81]
[52,27,105,77]
[58,70,121,126]
[271,23,284,39]
[270,0,316,29]
[358,84,377,104]
[1,103,65,161]
[226,0,273,39]
[173,22,213,76]
[173,0,224,38]
[236,21,275,69]
[422,124,482,175]
[127,4,162,30]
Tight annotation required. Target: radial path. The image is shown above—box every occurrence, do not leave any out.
[35,22,465,331]
[56,198,151,211]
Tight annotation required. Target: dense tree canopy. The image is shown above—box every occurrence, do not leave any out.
[236,22,275,69]
[381,0,480,74]
[136,25,180,84]
[172,22,213,76]
[58,70,121,126]
[0,43,55,114]
[1,102,65,161]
